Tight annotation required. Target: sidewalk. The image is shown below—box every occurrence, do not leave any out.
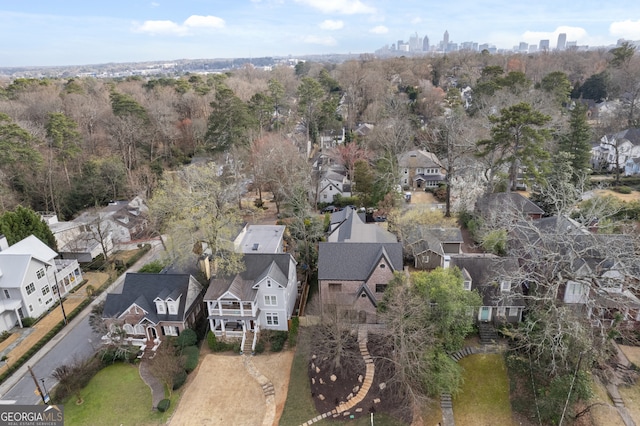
[0,240,162,398]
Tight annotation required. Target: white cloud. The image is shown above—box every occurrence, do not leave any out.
[610,20,640,39]
[133,14,225,36]
[411,17,422,25]
[319,20,344,30]
[369,25,388,34]
[134,20,188,36]
[150,2,160,7]
[295,0,375,15]
[302,35,337,46]
[184,15,225,29]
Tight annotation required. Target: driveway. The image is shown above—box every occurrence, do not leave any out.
[169,351,294,426]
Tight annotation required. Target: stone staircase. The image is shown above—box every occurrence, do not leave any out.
[450,346,476,362]
[478,322,499,345]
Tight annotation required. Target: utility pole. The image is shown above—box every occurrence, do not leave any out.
[53,271,67,325]
[28,365,46,404]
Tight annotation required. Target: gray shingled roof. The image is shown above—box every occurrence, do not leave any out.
[318,242,403,281]
[102,273,202,324]
[475,192,544,217]
[328,208,397,243]
[449,255,523,307]
[203,253,295,301]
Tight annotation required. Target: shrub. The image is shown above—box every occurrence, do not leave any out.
[0,331,11,343]
[207,331,235,352]
[175,329,198,348]
[613,185,633,194]
[183,346,199,373]
[157,398,171,412]
[270,331,288,352]
[138,260,165,273]
[254,339,265,354]
[173,370,187,391]
[21,317,36,327]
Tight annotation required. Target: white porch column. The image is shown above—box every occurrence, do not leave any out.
[15,309,23,328]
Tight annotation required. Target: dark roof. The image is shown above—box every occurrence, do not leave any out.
[328,208,397,243]
[318,242,403,281]
[103,273,202,324]
[475,192,544,217]
[397,150,444,169]
[449,255,523,307]
[203,253,295,301]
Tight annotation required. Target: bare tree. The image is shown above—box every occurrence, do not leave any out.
[149,341,185,397]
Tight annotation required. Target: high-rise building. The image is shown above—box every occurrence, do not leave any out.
[409,32,422,51]
[557,33,567,50]
[423,35,430,51]
[443,30,449,51]
[518,42,528,52]
[539,40,550,51]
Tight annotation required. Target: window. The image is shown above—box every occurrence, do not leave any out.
[134,324,145,335]
[168,303,177,315]
[156,301,166,314]
[36,268,45,279]
[3,289,10,299]
[266,280,272,288]
[500,281,511,292]
[29,305,33,312]
[41,286,50,296]
[379,263,386,269]
[163,326,178,336]
[264,295,277,306]
[123,324,134,334]
[328,283,342,292]
[25,283,36,295]
[323,194,327,199]
[497,307,506,317]
[266,313,279,326]
[509,307,519,317]
[375,284,387,293]
[463,280,472,291]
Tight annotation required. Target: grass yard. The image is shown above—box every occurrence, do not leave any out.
[454,353,513,426]
[64,363,176,426]
[619,383,640,425]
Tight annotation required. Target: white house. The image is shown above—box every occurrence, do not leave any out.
[317,170,352,204]
[0,235,83,332]
[203,253,298,353]
[590,128,640,173]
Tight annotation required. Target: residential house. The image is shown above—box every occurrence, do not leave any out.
[449,254,524,323]
[317,170,352,204]
[475,192,544,223]
[43,213,114,262]
[204,253,298,352]
[404,226,463,270]
[101,273,205,356]
[397,150,446,190]
[74,196,149,244]
[318,242,403,324]
[590,128,640,173]
[234,224,286,254]
[327,208,397,243]
[0,235,83,332]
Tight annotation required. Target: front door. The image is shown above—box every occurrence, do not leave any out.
[147,326,158,341]
[479,306,491,322]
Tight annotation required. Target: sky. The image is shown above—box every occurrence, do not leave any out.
[1,0,640,67]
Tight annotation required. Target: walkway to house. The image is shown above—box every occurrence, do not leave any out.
[299,326,376,426]
[139,360,165,409]
[242,354,276,426]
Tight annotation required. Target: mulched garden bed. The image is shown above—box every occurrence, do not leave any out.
[308,331,411,423]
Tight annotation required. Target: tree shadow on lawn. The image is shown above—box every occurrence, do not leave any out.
[62,363,178,426]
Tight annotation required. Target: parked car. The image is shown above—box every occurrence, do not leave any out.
[374,215,387,222]
[321,205,339,213]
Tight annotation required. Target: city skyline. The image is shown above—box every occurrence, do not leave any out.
[1,0,640,67]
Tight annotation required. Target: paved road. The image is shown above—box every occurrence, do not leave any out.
[0,240,163,405]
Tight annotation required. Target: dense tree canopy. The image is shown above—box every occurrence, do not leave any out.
[0,205,57,249]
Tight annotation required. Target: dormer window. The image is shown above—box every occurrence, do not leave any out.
[463,280,472,291]
[168,302,177,315]
[500,280,511,292]
[156,301,166,314]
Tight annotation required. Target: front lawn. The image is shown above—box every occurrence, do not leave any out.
[63,363,176,426]
[454,353,512,426]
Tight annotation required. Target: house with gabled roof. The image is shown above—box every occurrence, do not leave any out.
[327,208,397,243]
[449,254,523,323]
[403,226,463,270]
[475,192,544,222]
[318,242,403,323]
[397,149,446,190]
[317,169,352,204]
[101,273,204,356]
[204,253,298,352]
[0,235,83,332]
